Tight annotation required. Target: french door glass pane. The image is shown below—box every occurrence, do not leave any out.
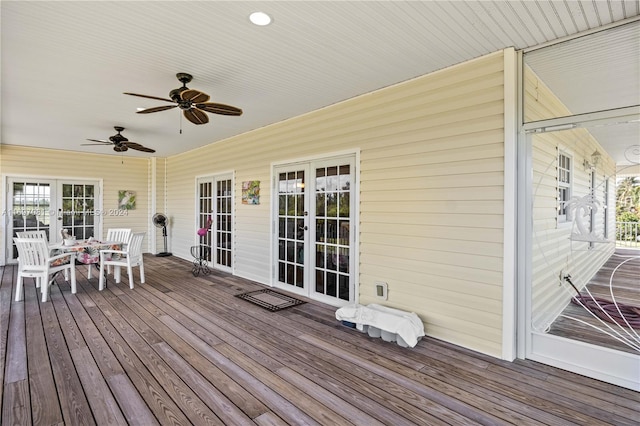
[315,164,350,300]
[61,184,95,240]
[216,179,232,267]
[277,170,305,288]
[198,181,212,262]
[11,181,52,257]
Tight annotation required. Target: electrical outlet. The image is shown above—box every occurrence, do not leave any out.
[558,269,565,285]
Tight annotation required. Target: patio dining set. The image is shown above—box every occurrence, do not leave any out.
[12,228,145,303]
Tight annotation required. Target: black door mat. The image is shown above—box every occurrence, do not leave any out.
[235,289,306,312]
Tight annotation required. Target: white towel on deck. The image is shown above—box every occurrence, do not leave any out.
[335,303,425,347]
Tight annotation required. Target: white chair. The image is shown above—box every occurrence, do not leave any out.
[15,229,70,280]
[13,237,76,303]
[99,232,145,291]
[103,228,132,276]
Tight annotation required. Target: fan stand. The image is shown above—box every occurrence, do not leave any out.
[156,225,172,257]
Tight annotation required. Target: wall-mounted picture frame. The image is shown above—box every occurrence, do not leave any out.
[118,190,136,210]
[242,180,260,205]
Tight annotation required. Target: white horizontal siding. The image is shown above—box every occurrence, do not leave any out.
[357,52,506,355]
[360,256,503,294]
[360,222,503,243]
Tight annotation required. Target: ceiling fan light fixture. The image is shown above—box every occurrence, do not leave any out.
[249,11,272,26]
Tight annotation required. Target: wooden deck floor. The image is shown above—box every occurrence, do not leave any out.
[549,249,640,354]
[2,255,639,425]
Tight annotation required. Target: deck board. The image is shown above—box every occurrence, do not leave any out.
[0,265,14,410]
[77,278,224,425]
[1,254,639,425]
[79,299,193,425]
[39,281,96,426]
[24,282,64,425]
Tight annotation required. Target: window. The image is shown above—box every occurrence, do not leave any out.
[557,153,572,224]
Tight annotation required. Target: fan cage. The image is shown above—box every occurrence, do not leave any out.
[153,214,168,227]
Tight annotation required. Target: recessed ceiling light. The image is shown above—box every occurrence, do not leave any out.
[249,11,272,26]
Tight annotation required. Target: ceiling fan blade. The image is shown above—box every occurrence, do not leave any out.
[86,138,111,144]
[125,143,156,153]
[82,143,111,146]
[123,92,174,103]
[180,89,210,103]
[113,145,128,152]
[184,108,209,125]
[195,102,243,116]
[122,141,141,148]
[136,105,178,114]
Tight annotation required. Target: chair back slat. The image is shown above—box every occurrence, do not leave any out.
[106,228,132,245]
[17,230,48,241]
[127,232,145,261]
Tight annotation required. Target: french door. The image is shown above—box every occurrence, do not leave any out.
[6,178,100,262]
[274,155,356,306]
[196,174,233,272]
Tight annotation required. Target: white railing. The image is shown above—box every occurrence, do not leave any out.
[616,221,640,248]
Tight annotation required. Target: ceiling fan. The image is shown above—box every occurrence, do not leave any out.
[124,72,243,125]
[83,126,155,153]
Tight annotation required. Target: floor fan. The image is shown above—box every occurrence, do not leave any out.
[152,213,172,257]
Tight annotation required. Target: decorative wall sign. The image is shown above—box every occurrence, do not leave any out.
[118,190,136,210]
[242,180,260,205]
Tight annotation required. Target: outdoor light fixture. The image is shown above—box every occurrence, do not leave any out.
[583,149,602,171]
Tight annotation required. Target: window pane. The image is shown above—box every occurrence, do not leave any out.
[316,193,325,216]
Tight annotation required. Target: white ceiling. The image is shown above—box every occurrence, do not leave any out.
[524,20,640,166]
[2,1,639,160]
